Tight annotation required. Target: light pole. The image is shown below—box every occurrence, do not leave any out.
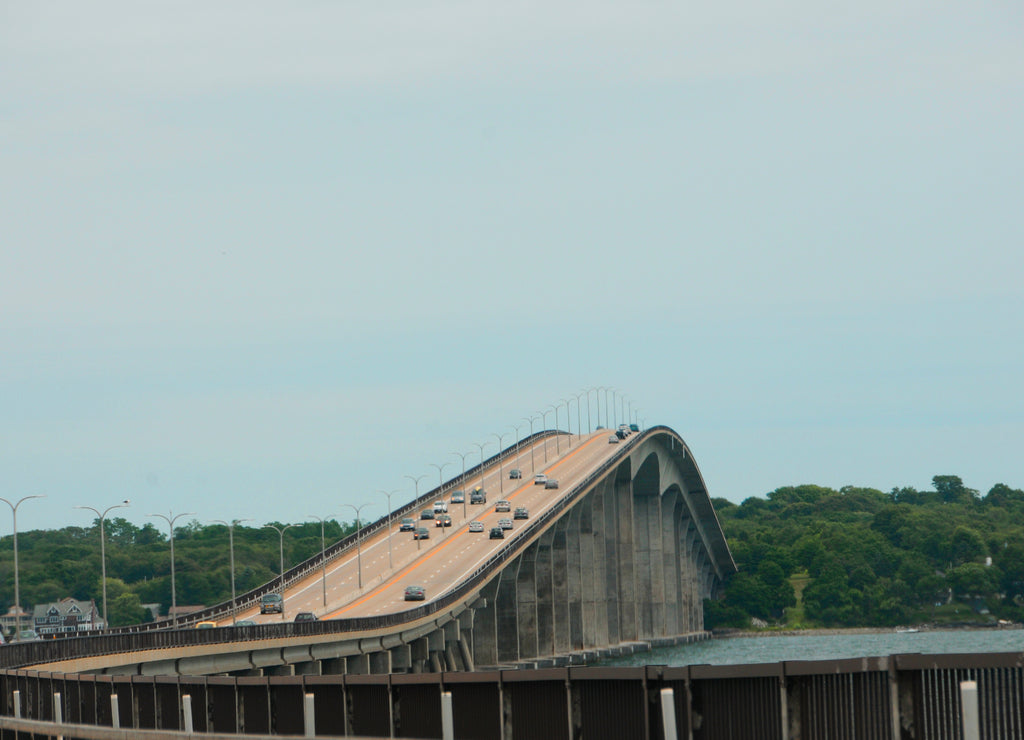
[75,499,130,629]
[539,409,552,463]
[404,474,428,506]
[340,503,373,590]
[211,518,251,624]
[377,490,401,569]
[492,432,509,493]
[451,451,472,518]
[572,392,585,440]
[148,510,195,618]
[263,523,295,617]
[603,387,613,429]
[511,423,525,470]
[521,416,537,472]
[307,515,332,608]
[550,405,562,455]
[560,398,573,447]
[0,495,45,639]
[472,442,489,491]
[583,388,594,433]
[428,463,451,500]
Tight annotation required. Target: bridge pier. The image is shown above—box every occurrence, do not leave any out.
[552,517,571,655]
[516,543,539,660]
[496,559,521,663]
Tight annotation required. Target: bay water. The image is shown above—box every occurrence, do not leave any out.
[600,629,1024,667]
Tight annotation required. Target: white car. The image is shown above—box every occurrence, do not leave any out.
[433,500,448,514]
[608,434,620,444]
[468,521,484,533]
[534,474,547,485]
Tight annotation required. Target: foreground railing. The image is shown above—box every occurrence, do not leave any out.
[1,651,1020,739]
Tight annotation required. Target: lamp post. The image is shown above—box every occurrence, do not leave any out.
[0,495,45,639]
[263,523,294,618]
[340,503,373,590]
[428,463,450,500]
[492,432,509,493]
[472,442,489,491]
[377,490,401,569]
[572,392,585,440]
[538,409,552,463]
[211,518,251,623]
[404,474,428,505]
[583,388,595,433]
[521,416,537,472]
[148,510,195,618]
[451,451,472,518]
[511,423,525,470]
[560,398,573,447]
[307,515,332,608]
[75,499,130,629]
[550,404,562,455]
[603,387,613,429]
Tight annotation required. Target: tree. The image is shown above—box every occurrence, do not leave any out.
[932,476,978,505]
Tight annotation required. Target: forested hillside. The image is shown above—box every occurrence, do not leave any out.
[0,519,354,627]
[706,476,1024,628]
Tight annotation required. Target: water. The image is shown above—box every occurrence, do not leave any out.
[600,629,1024,667]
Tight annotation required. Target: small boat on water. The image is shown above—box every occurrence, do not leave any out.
[895,627,919,634]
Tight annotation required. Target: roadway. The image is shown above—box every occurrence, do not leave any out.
[219,428,630,625]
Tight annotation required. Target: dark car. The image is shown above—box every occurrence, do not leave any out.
[470,488,487,504]
[435,514,452,527]
[451,490,465,504]
[294,612,318,623]
[489,527,505,539]
[420,509,435,520]
[260,593,284,614]
[615,428,627,439]
[413,527,430,540]
[513,506,529,520]
[509,468,522,479]
[629,423,639,432]
[399,517,416,531]
[404,585,426,601]
[544,479,559,489]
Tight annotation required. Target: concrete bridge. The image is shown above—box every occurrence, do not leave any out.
[4,426,735,677]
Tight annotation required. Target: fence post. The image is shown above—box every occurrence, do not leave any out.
[54,691,64,740]
[111,694,121,728]
[183,694,194,733]
[304,693,316,738]
[441,691,454,740]
[12,690,20,719]
[660,688,678,739]
[961,681,980,740]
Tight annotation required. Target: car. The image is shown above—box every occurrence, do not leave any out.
[468,521,484,533]
[399,517,416,532]
[195,621,217,629]
[616,428,627,439]
[451,490,465,504]
[433,500,448,514]
[489,527,505,539]
[420,509,435,520]
[413,527,430,540]
[294,612,318,623]
[495,500,511,512]
[545,479,560,489]
[629,423,639,432]
[233,619,256,627]
[534,474,547,485]
[498,518,513,530]
[514,507,529,520]
[16,629,41,642]
[608,434,620,444]
[618,424,630,435]
[509,468,522,479]
[435,514,452,527]
[404,585,426,601]
[470,488,487,504]
[260,593,284,614]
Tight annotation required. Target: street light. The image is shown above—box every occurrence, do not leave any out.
[307,515,333,608]
[472,441,489,491]
[549,404,562,455]
[572,392,585,440]
[428,463,451,500]
[583,388,595,433]
[148,510,195,618]
[560,398,573,447]
[492,432,509,493]
[211,518,251,624]
[340,503,373,590]
[75,499,130,629]
[263,523,295,618]
[404,474,428,505]
[377,490,401,569]
[451,451,472,518]
[521,416,537,472]
[0,495,45,639]
[511,423,525,471]
[538,409,552,463]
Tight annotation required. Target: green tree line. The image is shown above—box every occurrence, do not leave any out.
[705,476,1024,628]
[0,519,356,627]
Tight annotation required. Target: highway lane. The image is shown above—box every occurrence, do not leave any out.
[215,428,632,625]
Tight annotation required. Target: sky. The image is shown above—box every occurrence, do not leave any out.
[1,1,1022,534]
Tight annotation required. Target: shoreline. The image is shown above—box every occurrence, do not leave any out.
[713,622,1022,639]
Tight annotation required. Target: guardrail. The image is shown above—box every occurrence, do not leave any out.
[2,652,1019,739]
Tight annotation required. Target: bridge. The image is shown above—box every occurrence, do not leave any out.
[2,425,735,677]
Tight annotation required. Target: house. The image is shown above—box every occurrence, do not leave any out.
[32,598,103,636]
[0,606,31,636]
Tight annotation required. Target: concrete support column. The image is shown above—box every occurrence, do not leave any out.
[615,472,637,641]
[390,644,412,673]
[410,637,430,674]
[266,664,295,676]
[321,658,346,675]
[535,528,556,657]
[591,481,613,646]
[647,490,666,638]
[661,495,683,636]
[577,495,598,648]
[370,651,392,675]
[293,661,321,676]
[515,543,540,659]
[495,557,522,663]
[346,653,370,675]
[632,492,655,639]
[471,580,500,668]
[552,517,571,654]
[565,506,584,651]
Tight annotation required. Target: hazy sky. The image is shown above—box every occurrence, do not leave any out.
[2,1,1022,534]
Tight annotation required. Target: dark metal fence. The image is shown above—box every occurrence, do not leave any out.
[4,652,1024,739]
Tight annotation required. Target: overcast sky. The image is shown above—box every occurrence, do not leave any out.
[2,1,1021,534]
